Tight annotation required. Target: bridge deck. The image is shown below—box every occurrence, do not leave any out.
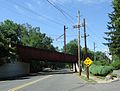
[16,45,78,63]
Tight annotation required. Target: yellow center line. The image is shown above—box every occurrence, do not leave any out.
[8,75,53,91]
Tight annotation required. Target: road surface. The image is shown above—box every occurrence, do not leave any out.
[0,69,120,91]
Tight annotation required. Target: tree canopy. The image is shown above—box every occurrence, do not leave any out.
[0,20,56,59]
[104,0,120,58]
[0,20,20,58]
[65,39,78,55]
[65,39,94,60]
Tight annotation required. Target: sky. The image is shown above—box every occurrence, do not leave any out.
[0,0,113,52]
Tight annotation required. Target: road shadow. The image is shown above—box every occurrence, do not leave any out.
[0,75,30,81]
[30,70,75,76]
[0,69,75,81]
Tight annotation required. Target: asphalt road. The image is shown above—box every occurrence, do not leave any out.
[0,69,120,91]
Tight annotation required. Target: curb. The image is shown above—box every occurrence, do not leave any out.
[75,73,97,83]
[76,72,119,84]
[89,76,119,83]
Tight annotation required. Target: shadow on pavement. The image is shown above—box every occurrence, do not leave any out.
[0,75,30,81]
[0,69,75,81]
[32,70,75,76]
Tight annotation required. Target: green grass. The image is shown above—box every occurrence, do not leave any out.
[81,71,106,82]
[76,72,97,83]
[80,75,97,83]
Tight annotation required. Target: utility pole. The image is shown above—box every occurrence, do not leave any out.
[78,11,81,76]
[83,18,87,55]
[94,42,96,61]
[83,18,89,80]
[64,25,68,53]
[56,25,67,53]
[73,10,81,76]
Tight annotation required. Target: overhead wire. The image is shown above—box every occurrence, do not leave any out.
[2,0,70,45]
[1,0,77,49]
[86,25,105,44]
[46,0,75,24]
[53,0,73,12]
[54,0,77,20]
[6,0,77,36]
[5,0,105,51]
[77,21,106,52]
[6,0,64,26]
[87,25,103,40]
[2,1,68,41]
[53,0,75,21]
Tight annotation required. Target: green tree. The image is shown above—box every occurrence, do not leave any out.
[65,39,93,59]
[93,51,110,66]
[19,24,57,71]
[87,49,94,60]
[21,23,55,51]
[66,39,78,55]
[0,20,56,67]
[62,39,78,68]
[95,51,107,61]
[104,0,120,58]
[0,20,22,58]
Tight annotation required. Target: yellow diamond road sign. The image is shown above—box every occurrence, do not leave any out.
[84,57,93,66]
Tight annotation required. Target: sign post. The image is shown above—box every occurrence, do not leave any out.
[84,57,93,80]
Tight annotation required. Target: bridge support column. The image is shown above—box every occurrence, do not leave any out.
[73,63,79,72]
[73,63,76,72]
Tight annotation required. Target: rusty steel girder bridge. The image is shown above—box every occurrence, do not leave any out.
[16,45,78,63]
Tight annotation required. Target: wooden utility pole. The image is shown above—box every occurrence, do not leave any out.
[73,10,81,75]
[64,25,68,53]
[83,18,89,80]
[56,25,67,53]
[78,11,81,76]
[94,42,96,61]
[78,30,81,75]
[83,18,87,54]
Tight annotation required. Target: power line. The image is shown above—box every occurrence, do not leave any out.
[81,29,106,51]
[6,0,64,26]
[6,0,76,34]
[56,34,64,41]
[86,25,105,45]
[53,0,75,21]
[54,0,73,12]
[0,0,57,29]
[86,25,106,48]
[79,21,106,51]
[87,37,106,51]
[46,0,74,24]
[47,34,77,37]
[87,25,103,40]
[54,0,77,20]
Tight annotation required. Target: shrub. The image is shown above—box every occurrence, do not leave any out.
[90,64,99,75]
[100,66,114,76]
[93,60,110,66]
[111,61,120,70]
[90,64,114,76]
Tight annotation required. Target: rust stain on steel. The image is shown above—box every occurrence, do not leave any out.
[16,45,77,63]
